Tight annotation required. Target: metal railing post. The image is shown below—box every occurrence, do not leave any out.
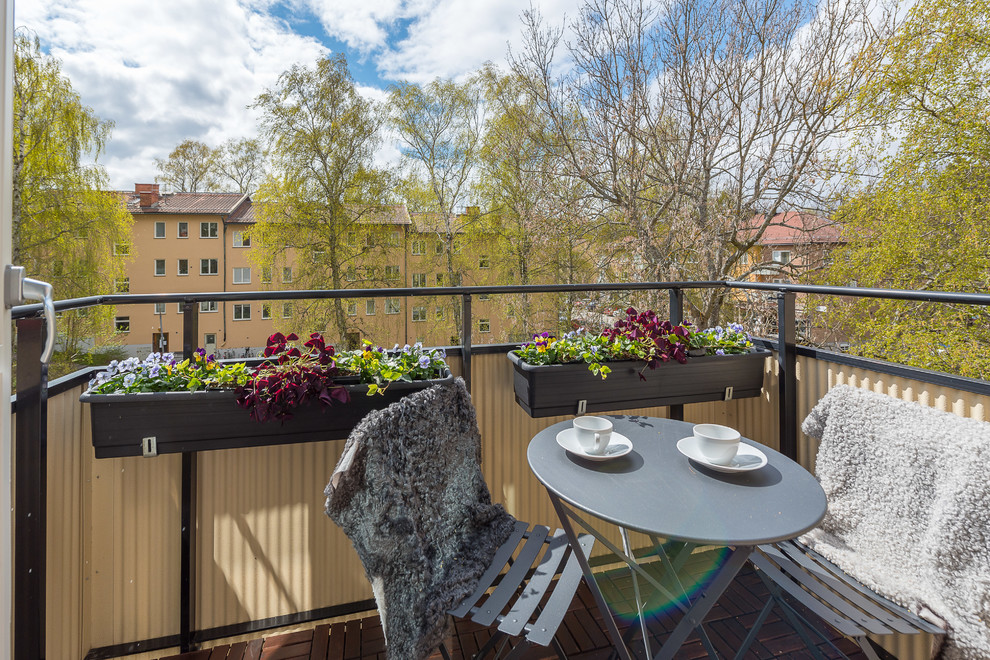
[182,302,199,359]
[461,293,472,392]
[776,292,797,460]
[14,317,46,660]
[669,288,684,326]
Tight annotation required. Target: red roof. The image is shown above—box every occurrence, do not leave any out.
[742,212,842,245]
[124,191,250,215]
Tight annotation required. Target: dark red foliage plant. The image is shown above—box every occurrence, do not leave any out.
[602,308,690,379]
[236,332,350,423]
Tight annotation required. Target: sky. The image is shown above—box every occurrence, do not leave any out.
[15,0,574,191]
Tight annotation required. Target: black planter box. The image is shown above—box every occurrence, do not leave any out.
[80,371,454,458]
[508,350,770,418]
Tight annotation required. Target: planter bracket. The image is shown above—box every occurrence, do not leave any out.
[724,386,734,401]
[142,436,158,458]
[577,400,587,415]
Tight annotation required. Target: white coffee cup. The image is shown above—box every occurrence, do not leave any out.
[693,423,741,465]
[573,416,612,455]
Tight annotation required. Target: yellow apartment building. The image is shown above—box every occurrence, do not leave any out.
[114,184,523,357]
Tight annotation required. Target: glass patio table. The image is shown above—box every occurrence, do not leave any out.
[527,414,827,660]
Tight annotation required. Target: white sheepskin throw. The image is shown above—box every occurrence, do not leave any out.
[324,378,517,660]
[800,385,989,659]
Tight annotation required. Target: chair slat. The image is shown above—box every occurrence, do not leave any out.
[448,520,530,618]
[472,525,550,626]
[497,529,571,637]
[749,550,867,637]
[758,543,894,635]
[793,541,945,635]
[525,533,595,647]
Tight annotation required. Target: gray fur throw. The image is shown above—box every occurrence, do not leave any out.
[324,378,517,660]
[801,385,989,659]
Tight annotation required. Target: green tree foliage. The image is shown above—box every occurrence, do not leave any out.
[215,137,265,193]
[251,54,393,342]
[477,67,604,338]
[389,76,484,340]
[13,33,132,366]
[825,0,990,377]
[155,138,218,192]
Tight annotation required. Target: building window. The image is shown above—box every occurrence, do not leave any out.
[200,301,218,313]
[177,259,189,276]
[154,222,166,238]
[412,273,427,287]
[366,299,376,316]
[412,306,427,322]
[177,304,184,314]
[346,266,357,282]
[282,267,292,283]
[114,316,130,333]
[261,303,272,319]
[478,293,490,301]
[435,241,444,255]
[739,253,749,266]
[479,255,490,269]
[385,298,400,315]
[390,230,401,246]
[312,250,325,263]
[282,302,292,318]
[154,259,166,276]
[436,306,445,321]
[232,230,250,247]
[261,267,272,283]
[346,231,358,247]
[178,222,188,238]
[154,302,166,315]
[200,259,218,275]
[115,278,129,293]
[232,303,251,320]
[204,333,216,347]
[411,239,426,255]
[436,273,444,286]
[385,265,400,281]
[478,318,491,333]
[113,243,130,256]
[200,221,218,238]
[233,267,251,284]
[772,250,791,264]
[347,301,357,316]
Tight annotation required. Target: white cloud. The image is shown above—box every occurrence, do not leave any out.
[16,0,327,189]
[15,0,573,189]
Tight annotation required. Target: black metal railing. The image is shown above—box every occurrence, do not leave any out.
[11,280,990,659]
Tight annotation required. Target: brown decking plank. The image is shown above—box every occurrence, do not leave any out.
[243,638,265,660]
[227,642,249,660]
[343,618,363,659]
[310,623,331,660]
[327,622,346,659]
[207,646,232,660]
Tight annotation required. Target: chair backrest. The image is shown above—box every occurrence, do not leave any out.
[325,378,517,660]
[801,385,990,658]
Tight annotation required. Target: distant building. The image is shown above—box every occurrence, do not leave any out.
[112,184,525,356]
[737,212,843,284]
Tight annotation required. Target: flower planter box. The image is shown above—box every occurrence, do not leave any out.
[508,350,770,418]
[80,370,454,458]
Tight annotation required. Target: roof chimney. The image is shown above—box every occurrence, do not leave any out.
[136,183,160,208]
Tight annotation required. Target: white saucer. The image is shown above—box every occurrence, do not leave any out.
[556,428,633,461]
[676,436,768,473]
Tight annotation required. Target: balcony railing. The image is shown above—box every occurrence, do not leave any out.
[11,281,990,660]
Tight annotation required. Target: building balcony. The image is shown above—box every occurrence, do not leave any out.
[12,281,985,660]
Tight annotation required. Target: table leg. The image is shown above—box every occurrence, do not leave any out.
[549,494,634,660]
[651,545,754,660]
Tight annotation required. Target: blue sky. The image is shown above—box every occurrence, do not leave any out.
[15,0,573,190]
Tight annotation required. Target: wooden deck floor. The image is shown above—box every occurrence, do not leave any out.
[159,565,879,660]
